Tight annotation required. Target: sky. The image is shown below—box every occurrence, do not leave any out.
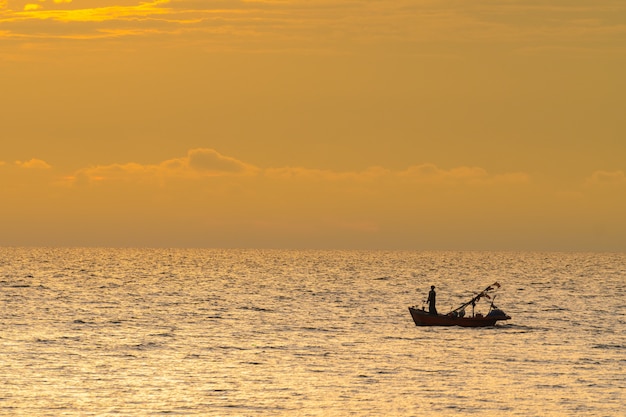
[1,0,625,250]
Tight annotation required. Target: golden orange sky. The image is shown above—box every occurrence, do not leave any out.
[1,0,625,250]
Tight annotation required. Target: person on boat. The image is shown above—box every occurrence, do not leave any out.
[427,285,437,315]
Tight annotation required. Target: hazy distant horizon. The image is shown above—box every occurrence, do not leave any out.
[1,245,623,254]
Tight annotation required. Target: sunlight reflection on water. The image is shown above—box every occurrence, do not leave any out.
[1,248,624,415]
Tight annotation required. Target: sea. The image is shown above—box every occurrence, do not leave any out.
[0,248,624,416]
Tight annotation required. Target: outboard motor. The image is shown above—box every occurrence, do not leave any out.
[486,309,508,318]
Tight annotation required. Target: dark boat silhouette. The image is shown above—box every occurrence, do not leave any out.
[409,282,511,327]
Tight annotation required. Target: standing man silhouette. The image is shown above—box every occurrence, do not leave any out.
[427,285,437,315]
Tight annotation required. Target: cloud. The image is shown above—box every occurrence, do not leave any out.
[15,158,52,169]
[585,170,626,186]
[60,147,531,196]
[1,0,171,28]
[3,0,625,50]
[186,148,253,173]
[264,166,390,182]
[402,164,530,185]
[265,163,529,186]
[67,148,259,184]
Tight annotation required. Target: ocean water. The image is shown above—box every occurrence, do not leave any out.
[0,248,624,416]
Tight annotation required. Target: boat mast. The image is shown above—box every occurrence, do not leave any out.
[449,282,501,316]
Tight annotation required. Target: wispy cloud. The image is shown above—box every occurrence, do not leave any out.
[66,148,259,185]
[7,0,169,18]
[1,0,172,40]
[585,170,626,186]
[15,158,52,169]
[264,166,390,182]
[3,0,625,50]
[265,163,529,186]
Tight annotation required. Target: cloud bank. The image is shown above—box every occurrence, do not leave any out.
[66,148,259,184]
[1,148,624,250]
[61,148,529,187]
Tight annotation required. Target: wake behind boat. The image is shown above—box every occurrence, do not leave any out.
[409,282,511,327]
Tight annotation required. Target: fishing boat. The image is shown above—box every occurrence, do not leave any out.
[408,282,511,327]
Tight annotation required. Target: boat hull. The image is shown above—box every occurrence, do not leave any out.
[408,307,510,327]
